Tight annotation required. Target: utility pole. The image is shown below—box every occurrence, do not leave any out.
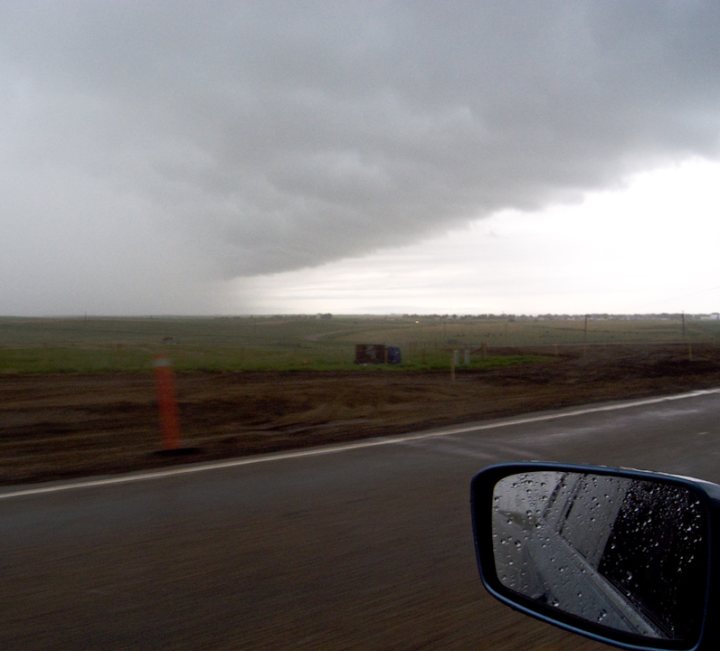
[682,311,686,338]
[584,315,588,343]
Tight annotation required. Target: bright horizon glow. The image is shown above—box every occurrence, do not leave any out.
[229,158,720,316]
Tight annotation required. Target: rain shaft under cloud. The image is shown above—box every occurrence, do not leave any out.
[1,1,720,314]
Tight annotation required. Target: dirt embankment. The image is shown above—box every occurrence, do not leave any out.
[1,344,719,486]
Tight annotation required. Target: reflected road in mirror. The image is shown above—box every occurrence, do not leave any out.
[492,472,707,642]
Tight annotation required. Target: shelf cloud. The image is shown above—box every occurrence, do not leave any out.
[1,1,719,312]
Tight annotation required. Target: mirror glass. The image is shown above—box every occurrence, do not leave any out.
[492,471,707,642]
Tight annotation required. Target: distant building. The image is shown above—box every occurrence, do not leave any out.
[355,344,385,364]
[355,344,402,364]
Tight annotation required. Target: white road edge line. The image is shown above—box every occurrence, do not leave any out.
[1,388,718,500]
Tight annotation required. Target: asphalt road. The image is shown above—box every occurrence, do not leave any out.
[2,389,720,650]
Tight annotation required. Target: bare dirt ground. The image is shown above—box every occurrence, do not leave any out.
[2,343,719,486]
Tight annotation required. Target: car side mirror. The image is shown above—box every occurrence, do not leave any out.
[471,463,720,651]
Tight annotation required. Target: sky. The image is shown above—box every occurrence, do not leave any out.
[1,1,719,316]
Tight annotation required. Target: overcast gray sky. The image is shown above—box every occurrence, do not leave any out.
[1,1,719,315]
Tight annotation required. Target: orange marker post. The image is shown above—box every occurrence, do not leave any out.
[153,356,181,450]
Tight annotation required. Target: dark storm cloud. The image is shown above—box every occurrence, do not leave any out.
[1,1,720,310]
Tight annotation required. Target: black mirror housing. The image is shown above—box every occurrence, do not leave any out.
[471,463,720,651]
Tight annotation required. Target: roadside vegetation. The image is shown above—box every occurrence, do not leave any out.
[0,315,718,374]
[2,316,720,484]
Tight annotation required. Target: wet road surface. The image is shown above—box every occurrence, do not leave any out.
[1,389,719,650]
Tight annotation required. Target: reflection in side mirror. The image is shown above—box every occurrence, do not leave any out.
[472,464,714,650]
[494,471,705,640]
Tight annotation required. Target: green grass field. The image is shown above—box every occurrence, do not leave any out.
[0,315,718,374]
